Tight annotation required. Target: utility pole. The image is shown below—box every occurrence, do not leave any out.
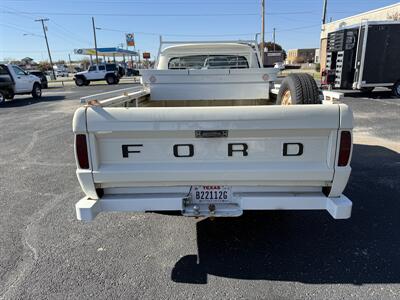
[35,18,56,79]
[261,0,265,66]
[92,17,99,65]
[273,27,276,51]
[322,0,328,24]
[68,53,72,72]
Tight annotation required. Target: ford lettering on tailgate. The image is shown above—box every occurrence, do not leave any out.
[121,143,304,158]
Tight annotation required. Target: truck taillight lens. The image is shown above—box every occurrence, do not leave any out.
[338,131,351,167]
[76,134,89,169]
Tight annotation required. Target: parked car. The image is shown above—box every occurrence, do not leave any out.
[73,63,122,86]
[28,70,48,89]
[56,69,68,77]
[0,64,42,104]
[126,68,140,76]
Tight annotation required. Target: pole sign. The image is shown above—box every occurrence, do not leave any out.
[74,48,97,55]
[143,52,150,59]
[126,33,135,47]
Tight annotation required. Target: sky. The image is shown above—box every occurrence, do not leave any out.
[0,0,398,62]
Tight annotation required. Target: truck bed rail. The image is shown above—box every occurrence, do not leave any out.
[80,86,149,107]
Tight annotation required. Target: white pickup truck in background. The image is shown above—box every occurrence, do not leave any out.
[73,39,353,222]
[0,64,42,104]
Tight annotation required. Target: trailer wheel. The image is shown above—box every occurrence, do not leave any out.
[392,81,400,98]
[277,73,321,105]
[31,83,42,99]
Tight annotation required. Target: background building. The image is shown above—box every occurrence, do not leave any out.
[286,48,317,64]
[320,3,400,71]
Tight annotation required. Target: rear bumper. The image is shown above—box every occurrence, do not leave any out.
[76,192,352,221]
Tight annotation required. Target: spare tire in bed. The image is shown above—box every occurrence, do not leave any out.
[277,73,321,105]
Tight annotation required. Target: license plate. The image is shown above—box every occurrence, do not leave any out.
[191,186,232,203]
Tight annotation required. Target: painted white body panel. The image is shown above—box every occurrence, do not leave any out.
[5,64,41,94]
[140,68,278,100]
[73,104,353,220]
[156,43,261,69]
[72,42,353,221]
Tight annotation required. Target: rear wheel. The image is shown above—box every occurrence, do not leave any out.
[0,90,5,105]
[31,83,42,99]
[75,76,85,87]
[106,74,116,85]
[392,81,400,98]
[84,81,90,86]
[277,73,321,105]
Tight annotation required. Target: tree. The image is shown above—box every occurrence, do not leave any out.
[260,42,287,60]
[265,42,283,51]
[38,61,52,72]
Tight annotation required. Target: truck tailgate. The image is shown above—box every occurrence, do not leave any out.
[79,105,346,188]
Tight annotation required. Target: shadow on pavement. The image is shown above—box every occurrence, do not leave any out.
[0,95,66,108]
[342,90,394,99]
[171,144,400,284]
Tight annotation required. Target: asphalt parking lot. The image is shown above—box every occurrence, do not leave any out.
[0,84,399,299]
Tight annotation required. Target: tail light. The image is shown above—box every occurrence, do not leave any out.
[338,131,351,166]
[76,134,89,169]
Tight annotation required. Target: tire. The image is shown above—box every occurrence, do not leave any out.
[75,76,85,87]
[277,73,321,105]
[84,81,90,86]
[0,90,5,105]
[115,78,120,84]
[31,83,42,99]
[106,74,116,85]
[392,81,400,98]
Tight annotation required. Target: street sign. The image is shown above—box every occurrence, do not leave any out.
[126,33,135,47]
[143,52,150,59]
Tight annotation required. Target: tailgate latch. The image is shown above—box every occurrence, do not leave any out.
[195,130,228,138]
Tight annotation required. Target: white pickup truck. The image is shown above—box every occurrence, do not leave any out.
[0,64,42,103]
[73,39,353,221]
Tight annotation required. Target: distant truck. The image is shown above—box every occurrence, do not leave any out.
[53,64,69,77]
[73,63,124,86]
[322,21,400,97]
[0,64,42,104]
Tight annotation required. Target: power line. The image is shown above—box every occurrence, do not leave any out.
[96,27,257,37]
[2,11,260,17]
[0,23,40,35]
[50,20,91,46]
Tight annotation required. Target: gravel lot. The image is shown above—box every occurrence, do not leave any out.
[0,84,399,299]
